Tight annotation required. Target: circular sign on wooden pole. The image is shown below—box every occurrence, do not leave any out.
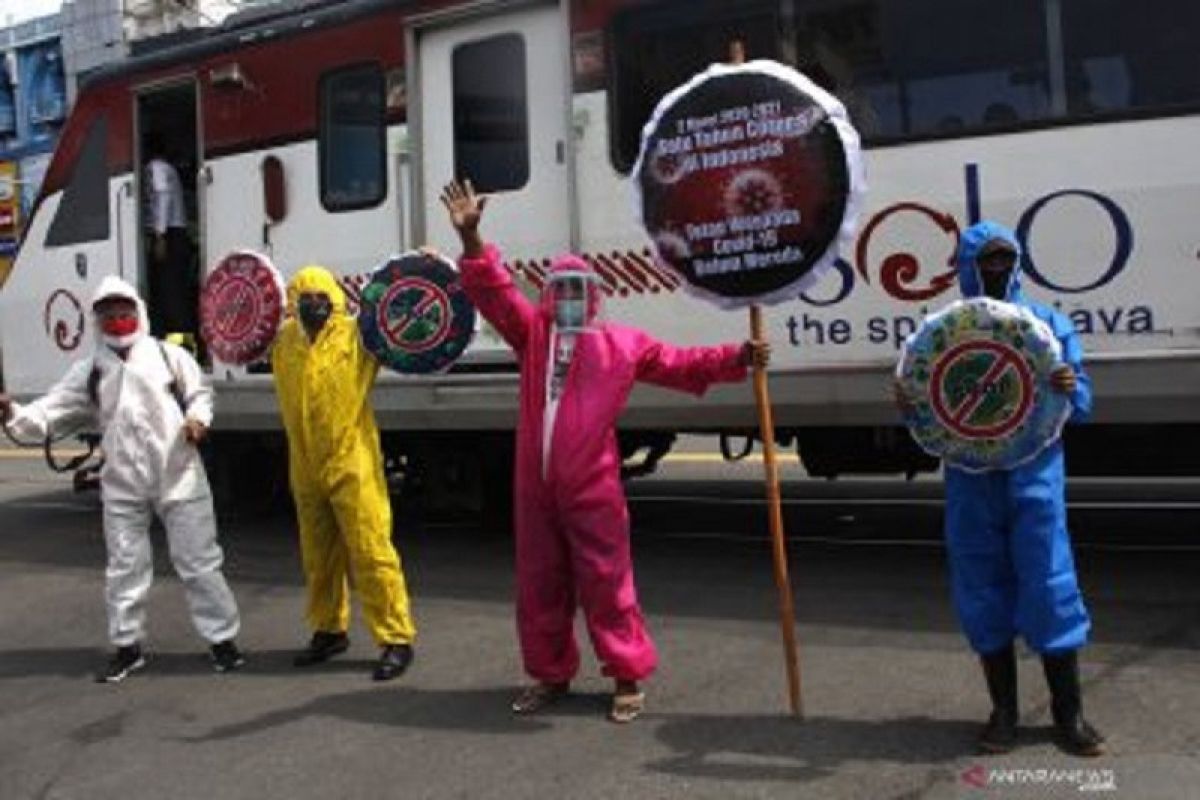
[633,60,865,309]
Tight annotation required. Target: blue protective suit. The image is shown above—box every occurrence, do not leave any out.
[944,221,1093,656]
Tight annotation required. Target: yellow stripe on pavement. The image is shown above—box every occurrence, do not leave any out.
[5,449,795,465]
[0,449,87,460]
[652,452,799,464]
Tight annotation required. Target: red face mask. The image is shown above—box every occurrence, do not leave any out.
[101,316,139,337]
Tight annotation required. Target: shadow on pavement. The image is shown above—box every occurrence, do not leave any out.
[0,647,272,681]
[0,647,103,680]
[0,647,447,681]
[647,713,977,784]
[181,685,553,741]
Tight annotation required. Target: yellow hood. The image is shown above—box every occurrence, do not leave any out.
[286,265,348,316]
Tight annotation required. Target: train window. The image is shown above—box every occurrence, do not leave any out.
[452,33,530,193]
[790,0,1051,141]
[318,64,386,212]
[1060,0,1200,117]
[789,1,891,138]
[45,115,110,247]
[609,0,781,173]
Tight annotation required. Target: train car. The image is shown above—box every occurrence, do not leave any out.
[3,0,1199,505]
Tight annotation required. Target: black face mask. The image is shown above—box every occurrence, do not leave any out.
[297,296,333,332]
[980,269,1013,301]
[974,272,1012,303]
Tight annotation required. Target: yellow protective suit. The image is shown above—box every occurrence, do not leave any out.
[271,266,415,645]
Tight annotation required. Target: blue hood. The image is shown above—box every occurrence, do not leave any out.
[957,220,1023,301]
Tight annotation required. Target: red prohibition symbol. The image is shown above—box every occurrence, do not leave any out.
[929,339,1034,440]
[210,275,261,341]
[380,277,451,353]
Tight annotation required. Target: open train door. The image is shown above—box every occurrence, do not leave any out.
[134,80,203,344]
[412,1,572,261]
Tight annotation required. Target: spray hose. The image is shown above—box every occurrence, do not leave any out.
[2,418,103,475]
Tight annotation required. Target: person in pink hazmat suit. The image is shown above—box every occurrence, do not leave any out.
[440,179,770,723]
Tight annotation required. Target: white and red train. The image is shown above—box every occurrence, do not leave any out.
[3,0,1199,498]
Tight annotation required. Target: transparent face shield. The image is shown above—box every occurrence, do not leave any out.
[546,270,602,334]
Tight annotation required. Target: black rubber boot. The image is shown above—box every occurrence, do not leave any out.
[1042,650,1106,757]
[978,645,1019,753]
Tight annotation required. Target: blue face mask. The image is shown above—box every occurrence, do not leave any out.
[555,298,587,330]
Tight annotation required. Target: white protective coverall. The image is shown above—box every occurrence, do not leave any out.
[4,276,240,647]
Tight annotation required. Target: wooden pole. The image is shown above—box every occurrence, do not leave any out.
[750,305,803,717]
[727,38,802,717]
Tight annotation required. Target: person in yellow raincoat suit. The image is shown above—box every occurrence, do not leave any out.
[271,266,416,681]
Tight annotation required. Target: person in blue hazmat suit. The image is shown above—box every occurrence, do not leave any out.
[899,221,1105,756]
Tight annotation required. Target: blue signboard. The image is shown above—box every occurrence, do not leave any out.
[18,41,66,142]
[0,67,15,136]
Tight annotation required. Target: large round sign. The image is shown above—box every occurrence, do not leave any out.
[357,252,476,374]
[896,298,1071,473]
[199,250,285,365]
[633,60,864,309]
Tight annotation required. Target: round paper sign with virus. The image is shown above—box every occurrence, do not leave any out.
[199,250,286,365]
[633,60,865,309]
[896,298,1072,473]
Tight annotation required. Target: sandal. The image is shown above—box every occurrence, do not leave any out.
[511,682,569,715]
[608,691,646,724]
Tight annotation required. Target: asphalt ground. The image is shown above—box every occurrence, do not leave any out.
[0,443,1197,799]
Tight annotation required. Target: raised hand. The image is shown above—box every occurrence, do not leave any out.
[440,180,488,233]
[439,179,488,258]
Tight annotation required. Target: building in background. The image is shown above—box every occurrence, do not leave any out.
[0,11,65,287]
[63,1,269,97]
[0,1,279,287]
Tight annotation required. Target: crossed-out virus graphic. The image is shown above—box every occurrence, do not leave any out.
[929,340,1034,440]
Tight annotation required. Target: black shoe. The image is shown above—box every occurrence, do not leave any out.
[1042,651,1106,757]
[97,644,146,684]
[978,645,1019,753]
[372,644,413,681]
[293,631,350,667]
[210,640,246,673]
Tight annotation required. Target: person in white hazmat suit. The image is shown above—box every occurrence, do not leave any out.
[0,276,244,682]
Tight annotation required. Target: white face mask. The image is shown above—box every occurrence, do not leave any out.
[97,306,143,350]
[103,331,141,350]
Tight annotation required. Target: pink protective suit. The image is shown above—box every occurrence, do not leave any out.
[459,244,748,683]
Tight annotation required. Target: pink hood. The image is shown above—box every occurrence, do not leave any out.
[539,254,604,325]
